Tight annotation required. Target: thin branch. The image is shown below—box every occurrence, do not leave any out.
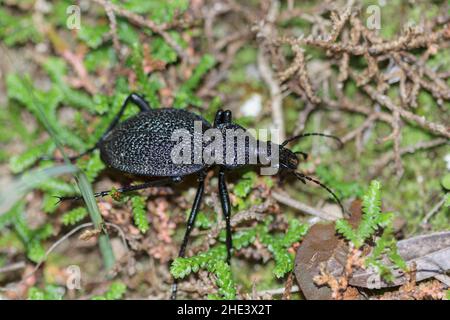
[207,201,271,241]
[258,50,286,142]
[257,285,300,297]
[0,262,26,274]
[271,190,340,221]
[361,83,450,138]
[370,138,448,178]
[422,196,447,225]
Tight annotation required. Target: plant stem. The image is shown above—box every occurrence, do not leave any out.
[77,173,115,270]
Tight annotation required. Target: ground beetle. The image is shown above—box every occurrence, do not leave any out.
[58,93,344,299]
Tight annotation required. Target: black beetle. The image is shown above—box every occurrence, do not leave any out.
[58,93,344,299]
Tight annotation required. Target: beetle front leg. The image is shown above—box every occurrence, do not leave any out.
[43,93,151,162]
[171,172,206,300]
[218,167,232,265]
[101,93,151,140]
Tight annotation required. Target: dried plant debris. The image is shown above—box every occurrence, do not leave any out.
[294,222,347,300]
[294,200,363,300]
[350,231,450,289]
[295,184,449,300]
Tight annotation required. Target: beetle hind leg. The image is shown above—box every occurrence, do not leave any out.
[56,176,180,203]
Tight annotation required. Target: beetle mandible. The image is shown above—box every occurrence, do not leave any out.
[58,93,344,299]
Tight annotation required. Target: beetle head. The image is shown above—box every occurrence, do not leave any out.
[279,145,300,171]
[277,132,346,216]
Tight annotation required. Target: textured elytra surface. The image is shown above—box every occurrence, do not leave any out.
[99,108,212,177]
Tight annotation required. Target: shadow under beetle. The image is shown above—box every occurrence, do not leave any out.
[57,93,344,299]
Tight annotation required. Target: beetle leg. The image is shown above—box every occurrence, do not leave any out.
[171,172,206,299]
[55,177,179,203]
[218,167,232,265]
[42,93,151,163]
[96,93,151,145]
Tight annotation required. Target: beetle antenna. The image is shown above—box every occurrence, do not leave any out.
[293,171,345,215]
[294,151,308,160]
[282,133,343,147]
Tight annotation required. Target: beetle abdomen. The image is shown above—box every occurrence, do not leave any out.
[99,109,211,177]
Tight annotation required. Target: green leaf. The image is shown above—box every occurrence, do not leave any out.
[151,35,179,63]
[173,54,216,109]
[11,206,53,263]
[232,229,257,250]
[442,174,450,190]
[0,204,19,229]
[28,287,45,300]
[335,219,360,246]
[257,217,308,278]
[0,9,41,46]
[76,151,105,183]
[9,140,55,174]
[27,239,46,263]
[38,178,78,196]
[149,0,189,23]
[234,172,258,198]
[111,0,154,14]
[182,54,216,91]
[28,285,64,300]
[131,195,149,233]
[170,216,306,296]
[207,260,236,300]
[43,58,94,112]
[62,207,88,226]
[336,180,407,281]
[336,180,384,248]
[281,219,309,248]
[362,180,382,218]
[91,281,126,300]
[115,0,189,23]
[6,73,87,150]
[170,245,227,279]
[77,24,109,49]
[42,194,61,214]
[85,47,116,72]
[131,43,161,108]
[117,21,140,46]
[194,211,214,229]
[6,73,35,108]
